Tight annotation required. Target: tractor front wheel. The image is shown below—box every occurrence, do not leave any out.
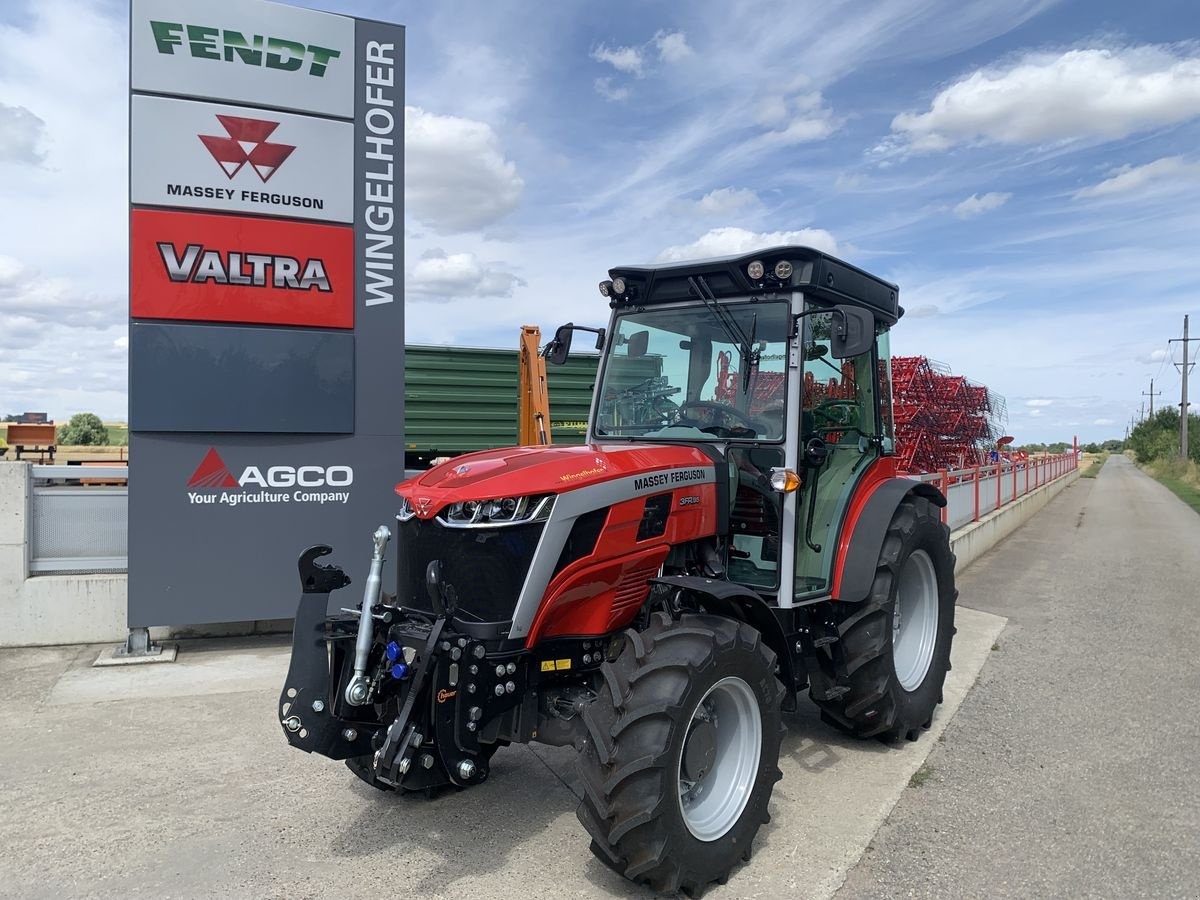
[576,611,785,896]
[812,495,957,742]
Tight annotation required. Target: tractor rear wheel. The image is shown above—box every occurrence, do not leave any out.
[812,495,957,742]
[576,611,785,896]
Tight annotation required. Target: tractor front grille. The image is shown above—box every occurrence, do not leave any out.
[395,517,544,624]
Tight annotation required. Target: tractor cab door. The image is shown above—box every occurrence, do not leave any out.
[792,309,885,598]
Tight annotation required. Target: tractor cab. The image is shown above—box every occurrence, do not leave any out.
[546,245,901,605]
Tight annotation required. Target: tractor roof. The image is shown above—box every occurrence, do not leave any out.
[607,245,901,324]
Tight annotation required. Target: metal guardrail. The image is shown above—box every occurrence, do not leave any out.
[23,456,1077,576]
[29,466,129,575]
[913,452,1078,532]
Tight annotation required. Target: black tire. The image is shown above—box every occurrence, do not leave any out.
[811,495,957,742]
[576,611,786,896]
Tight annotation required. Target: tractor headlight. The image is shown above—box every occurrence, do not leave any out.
[773,260,794,280]
[440,494,555,528]
[747,260,765,280]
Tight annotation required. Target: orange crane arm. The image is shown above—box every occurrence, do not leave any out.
[518,325,551,446]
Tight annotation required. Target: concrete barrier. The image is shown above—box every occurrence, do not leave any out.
[0,460,1080,648]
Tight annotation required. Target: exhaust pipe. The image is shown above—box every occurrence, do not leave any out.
[344,525,391,706]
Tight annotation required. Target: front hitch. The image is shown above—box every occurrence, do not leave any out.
[278,545,375,759]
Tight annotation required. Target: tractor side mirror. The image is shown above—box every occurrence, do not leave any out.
[545,324,574,366]
[627,330,649,358]
[830,306,874,359]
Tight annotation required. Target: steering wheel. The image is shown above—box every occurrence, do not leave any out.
[811,399,859,427]
[675,401,765,436]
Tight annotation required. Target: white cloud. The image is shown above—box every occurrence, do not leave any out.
[404,106,524,234]
[953,191,1012,218]
[409,249,525,302]
[657,226,839,262]
[591,43,644,76]
[1074,156,1200,199]
[1093,418,1115,425]
[1025,398,1054,407]
[1137,348,1169,364]
[0,255,116,329]
[0,102,46,164]
[753,90,838,146]
[593,77,631,102]
[889,45,1200,151]
[654,30,693,63]
[689,187,763,216]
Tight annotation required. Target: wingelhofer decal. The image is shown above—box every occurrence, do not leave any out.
[186,448,353,507]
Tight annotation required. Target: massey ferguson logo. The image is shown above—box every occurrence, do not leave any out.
[187,448,353,507]
[199,115,294,182]
[157,243,332,291]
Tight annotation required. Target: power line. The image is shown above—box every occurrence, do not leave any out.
[1168,315,1196,459]
[1142,378,1162,418]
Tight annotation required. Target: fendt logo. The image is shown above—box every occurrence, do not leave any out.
[186,448,353,507]
[199,115,294,183]
[157,242,332,292]
[149,21,341,78]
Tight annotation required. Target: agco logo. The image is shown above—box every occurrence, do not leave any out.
[187,448,353,507]
[199,115,294,183]
[149,21,341,78]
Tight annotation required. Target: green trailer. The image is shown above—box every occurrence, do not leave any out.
[403,345,599,468]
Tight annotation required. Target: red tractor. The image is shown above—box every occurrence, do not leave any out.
[280,246,956,895]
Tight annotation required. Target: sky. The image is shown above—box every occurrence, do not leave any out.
[2,0,1200,443]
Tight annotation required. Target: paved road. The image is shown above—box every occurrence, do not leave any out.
[840,455,1200,899]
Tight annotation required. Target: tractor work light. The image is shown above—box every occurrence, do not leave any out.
[769,468,801,493]
[599,280,613,297]
[773,260,794,280]
[747,260,765,280]
[611,276,627,295]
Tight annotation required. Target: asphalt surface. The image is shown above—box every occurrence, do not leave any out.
[0,603,1009,898]
[839,455,1200,899]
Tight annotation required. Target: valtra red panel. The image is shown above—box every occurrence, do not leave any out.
[130,208,354,328]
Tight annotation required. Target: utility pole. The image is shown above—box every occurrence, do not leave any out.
[1169,315,1196,459]
[1142,378,1161,418]
[1140,401,1146,422]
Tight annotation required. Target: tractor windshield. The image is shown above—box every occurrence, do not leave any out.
[594,300,791,441]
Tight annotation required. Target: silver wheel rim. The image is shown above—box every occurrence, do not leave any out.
[893,549,939,692]
[677,675,762,841]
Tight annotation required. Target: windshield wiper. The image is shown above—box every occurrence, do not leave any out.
[687,276,760,393]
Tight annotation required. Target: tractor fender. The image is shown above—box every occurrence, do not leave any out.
[648,575,799,709]
[833,478,947,604]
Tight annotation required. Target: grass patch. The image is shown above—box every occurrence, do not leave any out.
[909,764,935,788]
[1145,457,1200,515]
[1080,451,1108,478]
[105,425,128,446]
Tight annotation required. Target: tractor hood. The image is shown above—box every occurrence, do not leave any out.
[396,443,717,519]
